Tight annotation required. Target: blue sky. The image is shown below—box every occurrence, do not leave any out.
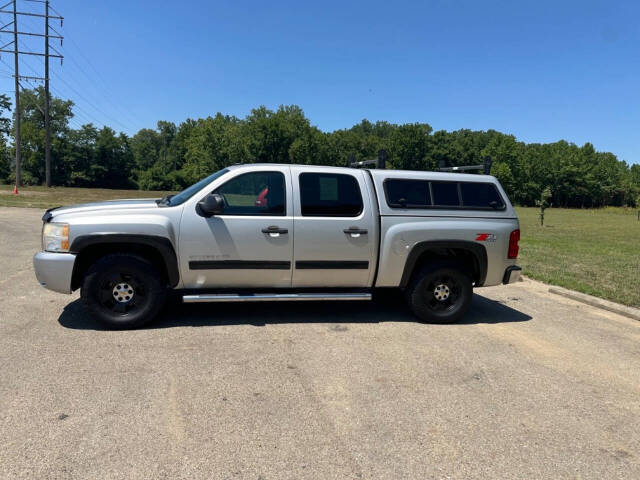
[1,0,638,164]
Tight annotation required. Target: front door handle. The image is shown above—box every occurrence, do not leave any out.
[262,226,288,237]
[344,227,368,238]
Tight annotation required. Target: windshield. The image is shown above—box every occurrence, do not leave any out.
[164,168,229,207]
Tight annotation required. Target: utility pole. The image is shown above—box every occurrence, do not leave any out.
[0,0,63,187]
[44,0,50,186]
[12,0,20,187]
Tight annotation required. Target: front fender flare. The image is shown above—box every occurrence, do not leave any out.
[70,234,180,287]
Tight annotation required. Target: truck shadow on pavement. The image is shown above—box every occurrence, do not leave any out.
[57,292,532,331]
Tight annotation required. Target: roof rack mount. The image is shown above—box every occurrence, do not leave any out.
[348,149,387,169]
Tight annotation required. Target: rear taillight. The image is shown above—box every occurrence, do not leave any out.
[508,229,520,259]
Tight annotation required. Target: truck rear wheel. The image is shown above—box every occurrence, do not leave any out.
[81,254,166,329]
[405,261,473,324]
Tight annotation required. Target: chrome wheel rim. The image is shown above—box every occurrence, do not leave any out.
[433,283,450,301]
[112,282,135,304]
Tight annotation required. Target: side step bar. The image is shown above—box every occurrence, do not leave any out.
[182,292,372,303]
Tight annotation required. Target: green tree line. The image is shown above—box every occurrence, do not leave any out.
[1,87,639,207]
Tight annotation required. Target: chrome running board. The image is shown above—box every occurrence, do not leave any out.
[182,292,372,303]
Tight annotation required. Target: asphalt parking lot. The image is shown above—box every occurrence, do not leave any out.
[1,206,639,479]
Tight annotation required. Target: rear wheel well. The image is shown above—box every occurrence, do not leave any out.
[402,245,486,288]
[72,243,171,291]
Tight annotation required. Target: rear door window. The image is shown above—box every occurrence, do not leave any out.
[299,173,363,216]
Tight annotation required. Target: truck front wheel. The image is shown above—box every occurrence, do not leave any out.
[81,254,166,329]
[405,262,473,324]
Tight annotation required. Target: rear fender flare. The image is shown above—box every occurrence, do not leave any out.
[399,240,488,287]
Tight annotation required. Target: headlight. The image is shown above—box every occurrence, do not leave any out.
[42,222,70,252]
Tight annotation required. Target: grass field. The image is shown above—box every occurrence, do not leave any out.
[2,185,638,307]
[0,184,174,208]
[516,207,640,307]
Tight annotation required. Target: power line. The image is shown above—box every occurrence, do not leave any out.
[13,4,145,133]
[22,37,135,132]
[49,85,91,122]
[55,47,142,128]
[11,42,39,73]
[49,83,105,127]
[51,69,132,131]
[61,30,144,126]
[15,37,118,132]
[0,0,63,187]
[0,1,150,189]
[48,34,143,129]
[26,53,109,130]
[5,55,100,128]
[18,9,144,130]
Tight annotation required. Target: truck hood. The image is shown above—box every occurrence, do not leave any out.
[46,198,160,220]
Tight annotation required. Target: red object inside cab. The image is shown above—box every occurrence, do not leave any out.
[256,187,269,207]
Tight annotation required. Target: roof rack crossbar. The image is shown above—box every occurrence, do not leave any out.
[438,156,492,175]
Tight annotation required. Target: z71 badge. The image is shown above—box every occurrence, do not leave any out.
[475,233,497,242]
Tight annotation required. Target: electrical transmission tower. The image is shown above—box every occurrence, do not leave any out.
[0,0,63,187]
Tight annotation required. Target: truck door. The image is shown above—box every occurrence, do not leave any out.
[178,166,294,288]
[291,167,376,288]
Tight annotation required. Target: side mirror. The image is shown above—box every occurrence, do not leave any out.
[197,193,224,217]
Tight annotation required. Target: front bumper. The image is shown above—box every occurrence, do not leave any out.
[33,251,76,294]
[502,265,522,284]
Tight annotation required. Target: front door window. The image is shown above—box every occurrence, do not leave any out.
[214,171,286,216]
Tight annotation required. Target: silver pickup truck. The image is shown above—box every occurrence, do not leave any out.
[34,164,521,328]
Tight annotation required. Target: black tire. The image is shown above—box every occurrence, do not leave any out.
[405,261,473,324]
[81,254,166,329]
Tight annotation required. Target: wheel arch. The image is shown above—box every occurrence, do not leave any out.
[70,234,180,291]
[399,240,487,288]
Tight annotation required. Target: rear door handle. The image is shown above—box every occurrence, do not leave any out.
[344,227,368,237]
[262,226,288,237]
